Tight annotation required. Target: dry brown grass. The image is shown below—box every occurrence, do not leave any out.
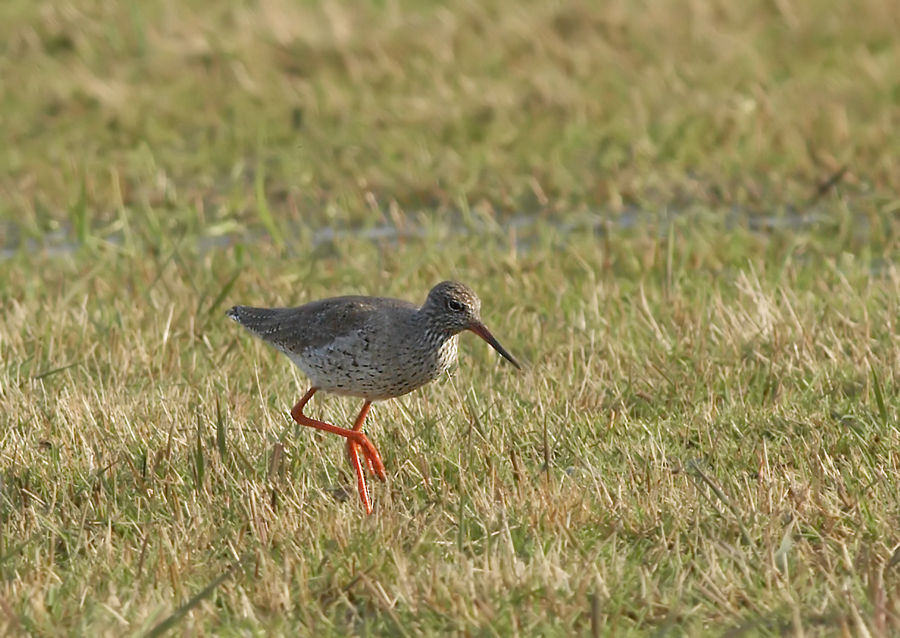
[3,215,900,634]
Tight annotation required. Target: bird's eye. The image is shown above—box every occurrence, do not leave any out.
[447,298,465,312]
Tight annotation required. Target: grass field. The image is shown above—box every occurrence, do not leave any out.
[2,0,900,636]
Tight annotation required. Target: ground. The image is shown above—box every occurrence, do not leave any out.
[1,0,899,636]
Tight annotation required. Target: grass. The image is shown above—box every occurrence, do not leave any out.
[2,0,900,635]
[2,0,899,229]
[3,215,900,636]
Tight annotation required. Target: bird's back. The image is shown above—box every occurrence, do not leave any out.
[227,296,418,353]
[228,295,455,400]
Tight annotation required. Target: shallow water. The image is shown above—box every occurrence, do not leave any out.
[0,203,872,262]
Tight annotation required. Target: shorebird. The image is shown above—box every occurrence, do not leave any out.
[227,281,520,514]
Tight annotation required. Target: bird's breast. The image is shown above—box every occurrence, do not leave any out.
[288,332,459,401]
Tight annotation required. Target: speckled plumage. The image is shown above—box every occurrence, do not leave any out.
[227,281,518,399]
[227,280,520,515]
[228,294,458,400]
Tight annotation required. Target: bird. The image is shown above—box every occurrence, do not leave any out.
[227,280,520,514]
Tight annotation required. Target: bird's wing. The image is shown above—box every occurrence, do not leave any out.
[228,296,418,353]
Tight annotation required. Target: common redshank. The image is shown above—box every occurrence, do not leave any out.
[227,281,520,514]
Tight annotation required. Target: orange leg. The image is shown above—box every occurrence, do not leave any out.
[345,401,375,514]
[290,388,385,480]
[350,402,376,474]
[346,441,371,514]
[290,389,384,514]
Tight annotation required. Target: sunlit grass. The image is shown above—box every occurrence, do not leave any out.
[3,0,900,634]
[3,209,900,635]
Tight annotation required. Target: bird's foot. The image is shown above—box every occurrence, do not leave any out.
[350,432,386,481]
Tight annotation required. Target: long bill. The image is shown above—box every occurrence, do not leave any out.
[467,322,522,369]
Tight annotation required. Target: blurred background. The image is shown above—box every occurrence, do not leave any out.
[2,0,897,246]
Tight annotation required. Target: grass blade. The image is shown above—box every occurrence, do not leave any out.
[32,362,78,380]
[202,271,241,333]
[207,271,241,320]
[72,176,90,246]
[195,415,205,490]
[143,557,249,638]
[871,366,889,428]
[255,162,284,252]
[216,396,227,461]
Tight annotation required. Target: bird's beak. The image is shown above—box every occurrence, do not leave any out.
[467,321,521,369]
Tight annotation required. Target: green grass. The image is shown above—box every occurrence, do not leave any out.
[2,0,900,635]
[3,216,900,636]
[2,0,899,228]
